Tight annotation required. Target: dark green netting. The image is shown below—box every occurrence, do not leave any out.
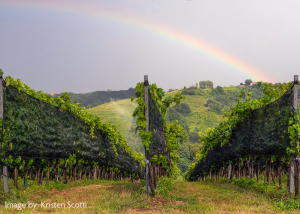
[0,86,143,177]
[190,85,294,180]
[148,89,171,165]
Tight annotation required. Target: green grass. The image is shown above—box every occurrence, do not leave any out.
[87,99,137,139]
[1,176,300,213]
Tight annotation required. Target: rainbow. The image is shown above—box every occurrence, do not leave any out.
[1,0,274,82]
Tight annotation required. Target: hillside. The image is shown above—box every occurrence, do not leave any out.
[52,87,136,108]
[87,84,264,173]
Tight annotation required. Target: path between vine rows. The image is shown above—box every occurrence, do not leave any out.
[0,180,298,213]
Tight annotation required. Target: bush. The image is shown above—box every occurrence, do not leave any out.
[215,95,229,106]
[188,132,199,143]
[216,86,225,95]
[172,103,191,117]
[205,98,223,114]
[167,109,190,132]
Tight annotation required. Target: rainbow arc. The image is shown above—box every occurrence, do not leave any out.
[1,0,274,82]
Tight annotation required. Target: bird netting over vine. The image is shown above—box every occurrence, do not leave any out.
[148,89,171,166]
[191,84,294,179]
[0,85,143,177]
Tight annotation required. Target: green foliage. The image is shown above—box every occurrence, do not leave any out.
[229,177,300,210]
[201,81,293,158]
[245,79,252,86]
[205,98,223,114]
[155,177,175,198]
[167,108,189,132]
[199,80,214,89]
[131,82,188,172]
[2,75,145,177]
[171,103,191,117]
[216,86,225,95]
[177,143,192,173]
[188,132,199,143]
[184,81,296,180]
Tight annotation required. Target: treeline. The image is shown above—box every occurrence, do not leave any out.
[181,80,264,115]
[52,88,136,108]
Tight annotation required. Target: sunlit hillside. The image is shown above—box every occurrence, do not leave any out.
[87,84,264,173]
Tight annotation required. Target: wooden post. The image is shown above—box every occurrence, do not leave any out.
[24,166,28,188]
[14,167,18,189]
[243,161,246,178]
[47,160,50,182]
[287,162,290,192]
[290,158,295,194]
[251,156,253,179]
[37,167,41,185]
[278,158,282,189]
[73,165,77,181]
[3,164,8,193]
[257,160,260,183]
[0,76,8,193]
[0,163,2,182]
[228,164,231,179]
[295,159,299,195]
[144,75,150,195]
[290,75,298,194]
[238,160,241,179]
[55,161,59,182]
[63,167,68,184]
[295,75,299,195]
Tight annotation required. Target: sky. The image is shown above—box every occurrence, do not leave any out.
[1,0,300,93]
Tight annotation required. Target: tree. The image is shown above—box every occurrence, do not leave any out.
[199,80,213,89]
[206,80,214,88]
[199,81,206,89]
[173,103,191,117]
[216,86,225,95]
[195,82,198,88]
[205,98,223,114]
[189,132,200,143]
[245,79,252,86]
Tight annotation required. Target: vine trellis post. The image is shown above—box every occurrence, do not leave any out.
[0,76,8,193]
[144,75,150,195]
[291,75,299,195]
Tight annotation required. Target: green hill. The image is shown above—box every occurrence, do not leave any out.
[52,87,136,108]
[87,84,264,173]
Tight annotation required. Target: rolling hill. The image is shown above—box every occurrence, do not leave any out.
[86,84,264,173]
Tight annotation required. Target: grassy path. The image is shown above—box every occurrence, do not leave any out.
[0,179,298,213]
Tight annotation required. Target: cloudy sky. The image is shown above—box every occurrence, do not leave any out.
[1,0,300,93]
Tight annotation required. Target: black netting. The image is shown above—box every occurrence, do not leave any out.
[0,86,143,176]
[190,85,294,179]
[148,89,170,165]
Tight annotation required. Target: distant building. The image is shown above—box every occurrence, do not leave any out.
[51,93,59,95]
[250,82,257,86]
